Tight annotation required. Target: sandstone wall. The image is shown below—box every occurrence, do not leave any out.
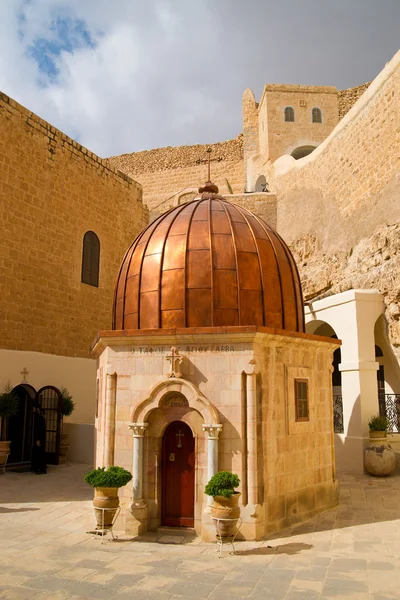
[0,91,148,359]
[108,138,245,213]
[338,82,371,119]
[262,51,400,354]
[259,85,338,162]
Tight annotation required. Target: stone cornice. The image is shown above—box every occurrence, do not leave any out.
[91,326,340,356]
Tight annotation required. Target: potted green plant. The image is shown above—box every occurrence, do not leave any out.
[85,466,132,529]
[0,383,19,467]
[205,471,240,537]
[365,414,395,477]
[368,414,389,438]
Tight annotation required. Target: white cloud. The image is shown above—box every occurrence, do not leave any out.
[0,0,398,157]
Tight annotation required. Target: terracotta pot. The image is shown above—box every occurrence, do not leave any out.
[369,430,387,439]
[211,492,241,538]
[93,487,120,529]
[0,441,10,467]
[365,433,395,477]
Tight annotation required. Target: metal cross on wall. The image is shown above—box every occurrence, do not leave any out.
[20,367,29,382]
[165,346,183,378]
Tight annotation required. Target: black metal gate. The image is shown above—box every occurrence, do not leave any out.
[36,386,62,465]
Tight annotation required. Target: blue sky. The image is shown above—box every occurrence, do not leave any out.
[0,0,399,157]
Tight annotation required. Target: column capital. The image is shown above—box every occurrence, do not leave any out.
[129,422,148,437]
[202,423,223,439]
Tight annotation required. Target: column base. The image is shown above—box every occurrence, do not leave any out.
[335,434,366,473]
[125,504,148,536]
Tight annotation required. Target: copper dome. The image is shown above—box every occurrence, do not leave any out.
[113,185,304,332]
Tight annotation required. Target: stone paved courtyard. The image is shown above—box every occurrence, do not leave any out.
[1,464,400,599]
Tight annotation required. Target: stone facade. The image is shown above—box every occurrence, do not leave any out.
[257,84,339,162]
[0,91,148,359]
[93,328,339,540]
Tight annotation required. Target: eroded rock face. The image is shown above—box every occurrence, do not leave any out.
[291,224,400,357]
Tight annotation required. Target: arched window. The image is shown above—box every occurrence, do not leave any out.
[81,231,100,287]
[284,106,295,122]
[312,107,322,123]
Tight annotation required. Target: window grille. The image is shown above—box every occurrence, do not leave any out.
[284,106,295,122]
[81,231,100,287]
[295,379,309,421]
[312,108,322,123]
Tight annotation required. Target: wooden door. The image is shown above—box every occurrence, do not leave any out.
[162,421,195,527]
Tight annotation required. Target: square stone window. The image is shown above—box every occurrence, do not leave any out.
[295,379,309,421]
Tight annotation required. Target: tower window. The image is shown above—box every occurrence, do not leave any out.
[295,379,309,421]
[312,108,322,123]
[81,231,100,287]
[284,106,295,122]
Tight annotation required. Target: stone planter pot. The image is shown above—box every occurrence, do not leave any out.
[93,487,120,529]
[364,431,396,477]
[210,492,241,537]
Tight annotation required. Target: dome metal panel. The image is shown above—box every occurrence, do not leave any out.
[112,192,305,333]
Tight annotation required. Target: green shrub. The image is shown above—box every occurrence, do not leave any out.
[84,466,133,488]
[60,387,75,417]
[0,383,19,418]
[368,414,389,432]
[204,471,240,498]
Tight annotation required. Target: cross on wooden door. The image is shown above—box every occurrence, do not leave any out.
[176,429,184,448]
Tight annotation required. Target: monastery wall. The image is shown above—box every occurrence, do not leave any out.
[108,138,245,215]
[261,51,400,355]
[0,91,148,361]
[338,82,371,119]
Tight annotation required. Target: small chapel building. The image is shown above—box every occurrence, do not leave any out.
[92,180,340,540]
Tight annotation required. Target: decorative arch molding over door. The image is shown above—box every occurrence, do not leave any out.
[132,378,220,426]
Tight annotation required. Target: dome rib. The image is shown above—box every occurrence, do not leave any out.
[158,201,190,329]
[113,194,305,333]
[207,198,215,327]
[238,204,286,328]
[220,200,241,324]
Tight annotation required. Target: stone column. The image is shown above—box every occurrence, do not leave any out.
[128,423,148,506]
[202,424,223,506]
[103,372,117,468]
[245,360,257,505]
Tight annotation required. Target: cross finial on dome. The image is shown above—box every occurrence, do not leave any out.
[198,147,219,194]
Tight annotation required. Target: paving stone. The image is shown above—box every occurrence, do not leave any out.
[167,582,216,598]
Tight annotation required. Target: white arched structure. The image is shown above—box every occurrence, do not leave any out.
[305,289,384,473]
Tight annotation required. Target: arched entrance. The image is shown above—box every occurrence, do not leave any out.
[291,145,317,160]
[7,385,63,467]
[161,421,195,527]
[8,384,36,464]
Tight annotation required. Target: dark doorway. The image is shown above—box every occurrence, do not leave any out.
[7,385,36,464]
[161,421,195,527]
[37,386,62,465]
